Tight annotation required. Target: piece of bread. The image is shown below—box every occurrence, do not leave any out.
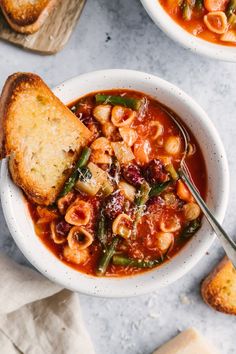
[153,328,220,354]
[0,73,92,206]
[201,256,236,315]
[0,0,57,34]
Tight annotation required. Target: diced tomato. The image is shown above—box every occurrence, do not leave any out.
[177,180,194,202]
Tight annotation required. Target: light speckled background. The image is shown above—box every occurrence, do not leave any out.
[0,0,236,353]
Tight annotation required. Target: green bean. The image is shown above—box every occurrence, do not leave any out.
[132,181,151,236]
[59,147,91,197]
[180,219,201,239]
[97,215,107,246]
[96,237,120,276]
[95,94,143,111]
[132,180,171,237]
[135,181,151,206]
[229,13,236,25]
[182,1,192,20]
[226,0,236,17]
[165,164,179,181]
[149,180,172,198]
[195,0,203,10]
[76,147,91,168]
[112,255,161,268]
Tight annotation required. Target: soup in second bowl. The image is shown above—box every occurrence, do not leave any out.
[160,0,236,46]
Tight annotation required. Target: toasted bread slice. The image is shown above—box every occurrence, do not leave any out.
[0,73,92,205]
[201,256,236,315]
[153,328,220,354]
[0,0,57,34]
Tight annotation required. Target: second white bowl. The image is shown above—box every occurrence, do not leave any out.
[141,0,236,62]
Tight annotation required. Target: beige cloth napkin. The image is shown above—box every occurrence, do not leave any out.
[0,253,95,354]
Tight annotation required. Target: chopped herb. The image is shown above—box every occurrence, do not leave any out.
[180,219,201,239]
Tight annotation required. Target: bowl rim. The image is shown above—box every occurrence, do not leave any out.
[0,69,230,297]
[140,0,236,62]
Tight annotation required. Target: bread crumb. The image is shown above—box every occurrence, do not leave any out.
[179,293,193,305]
[148,312,160,319]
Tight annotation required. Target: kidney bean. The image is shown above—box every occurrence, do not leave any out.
[122,164,144,187]
[145,159,169,184]
[104,191,125,220]
[56,220,71,237]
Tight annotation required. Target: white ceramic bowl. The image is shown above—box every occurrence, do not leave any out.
[0,69,229,297]
[140,0,236,62]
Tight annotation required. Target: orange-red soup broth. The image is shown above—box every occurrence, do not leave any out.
[28,90,207,277]
[160,0,236,46]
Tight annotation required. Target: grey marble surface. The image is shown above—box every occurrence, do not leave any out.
[0,0,236,353]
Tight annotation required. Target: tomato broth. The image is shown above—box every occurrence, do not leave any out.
[28,89,207,277]
[160,0,236,46]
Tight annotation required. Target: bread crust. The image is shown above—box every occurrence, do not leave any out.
[0,0,57,34]
[0,73,33,158]
[0,72,92,205]
[0,73,52,158]
[201,256,236,315]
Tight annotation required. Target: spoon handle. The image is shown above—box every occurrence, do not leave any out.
[179,169,236,268]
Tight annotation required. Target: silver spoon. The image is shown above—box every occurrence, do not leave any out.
[162,107,236,268]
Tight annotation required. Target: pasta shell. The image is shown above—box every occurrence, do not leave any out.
[93,104,111,124]
[164,136,181,155]
[57,191,76,215]
[112,213,133,239]
[50,220,69,244]
[63,245,89,265]
[204,12,228,34]
[149,121,164,140]
[101,122,117,138]
[65,200,91,226]
[111,106,136,127]
[155,232,174,253]
[160,215,181,232]
[67,226,93,250]
[36,206,58,224]
[183,202,201,221]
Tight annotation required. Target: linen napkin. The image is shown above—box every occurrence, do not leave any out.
[0,253,95,354]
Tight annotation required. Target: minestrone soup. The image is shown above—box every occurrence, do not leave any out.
[160,0,236,46]
[28,90,207,277]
